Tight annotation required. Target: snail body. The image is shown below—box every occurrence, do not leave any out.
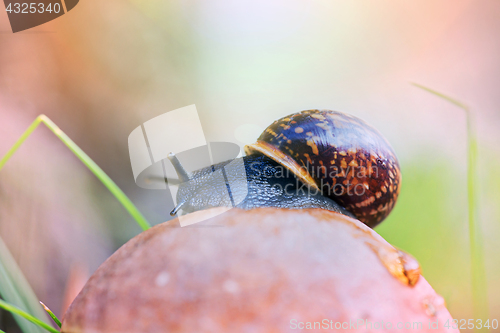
[171,109,401,228]
[173,154,354,218]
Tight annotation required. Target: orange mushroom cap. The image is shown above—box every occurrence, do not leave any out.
[62,208,456,333]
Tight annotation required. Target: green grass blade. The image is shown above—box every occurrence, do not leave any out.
[412,83,469,110]
[0,117,43,170]
[413,83,489,331]
[0,300,59,333]
[39,302,61,328]
[0,115,151,332]
[0,115,151,231]
[0,237,48,333]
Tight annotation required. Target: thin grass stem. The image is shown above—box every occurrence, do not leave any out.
[0,115,151,231]
[0,300,59,333]
[0,237,49,333]
[39,302,61,328]
[413,83,489,331]
[0,117,42,170]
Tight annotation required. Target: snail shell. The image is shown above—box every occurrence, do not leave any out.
[245,109,401,227]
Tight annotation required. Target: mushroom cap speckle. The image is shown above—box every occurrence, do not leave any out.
[62,208,456,333]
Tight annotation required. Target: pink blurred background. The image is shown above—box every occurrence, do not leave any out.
[0,0,499,326]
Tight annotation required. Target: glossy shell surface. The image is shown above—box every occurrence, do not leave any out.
[245,109,401,227]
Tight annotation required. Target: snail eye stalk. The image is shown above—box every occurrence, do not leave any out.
[168,152,193,182]
[170,201,186,216]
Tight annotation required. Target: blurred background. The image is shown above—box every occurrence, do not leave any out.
[0,0,499,329]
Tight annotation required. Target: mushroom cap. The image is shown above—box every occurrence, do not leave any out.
[62,208,456,333]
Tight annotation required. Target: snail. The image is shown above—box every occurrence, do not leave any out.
[61,112,451,333]
[170,109,401,228]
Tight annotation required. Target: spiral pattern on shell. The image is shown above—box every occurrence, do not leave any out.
[245,109,401,228]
